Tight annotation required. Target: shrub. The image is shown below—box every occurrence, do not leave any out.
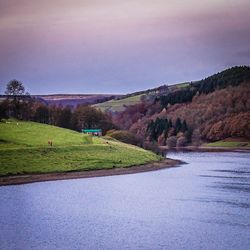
[108,130,141,146]
[166,136,177,148]
[176,136,187,147]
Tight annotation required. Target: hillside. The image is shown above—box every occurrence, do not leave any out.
[94,68,246,113]
[93,82,198,113]
[111,66,250,147]
[36,94,122,107]
[94,85,169,112]
[0,120,160,176]
[93,94,143,112]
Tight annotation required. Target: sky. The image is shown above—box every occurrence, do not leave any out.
[0,0,250,94]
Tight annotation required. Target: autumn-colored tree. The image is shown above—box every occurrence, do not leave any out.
[33,105,49,124]
[57,106,72,129]
[176,136,187,147]
[72,105,114,133]
[166,136,177,148]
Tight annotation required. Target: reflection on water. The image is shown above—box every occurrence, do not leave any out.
[0,152,249,250]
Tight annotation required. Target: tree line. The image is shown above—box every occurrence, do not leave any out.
[156,66,250,108]
[146,117,191,146]
[0,80,114,133]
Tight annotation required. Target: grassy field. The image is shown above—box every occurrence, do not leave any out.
[204,140,250,148]
[169,82,190,90]
[93,94,143,112]
[0,120,161,176]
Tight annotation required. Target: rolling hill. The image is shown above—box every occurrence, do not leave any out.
[36,94,122,107]
[0,120,160,176]
[94,85,169,112]
[93,94,143,112]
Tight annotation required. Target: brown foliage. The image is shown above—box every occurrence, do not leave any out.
[176,136,187,147]
[157,133,166,146]
[206,112,250,140]
[113,82,250,143]
[166,136,177,148]
[107,130,142,146]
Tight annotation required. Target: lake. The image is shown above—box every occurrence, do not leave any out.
[0,152,249,250]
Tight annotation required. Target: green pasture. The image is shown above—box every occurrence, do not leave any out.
[0,120,160,176]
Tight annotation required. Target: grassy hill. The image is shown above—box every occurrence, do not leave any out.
[94,94,143,112]
[0,120,160,176]
[93,82,193,113]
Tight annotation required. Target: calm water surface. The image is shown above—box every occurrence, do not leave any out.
[0,152,249,250]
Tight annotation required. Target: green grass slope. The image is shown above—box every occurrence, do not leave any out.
[204,140,250,148]
[0,120,160,176]
[93,82,190,112]
[94,94,143,112]
[0,120,92,147]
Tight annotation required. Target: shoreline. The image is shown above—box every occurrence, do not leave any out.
[0,158,183,186]
[160,146,250,152]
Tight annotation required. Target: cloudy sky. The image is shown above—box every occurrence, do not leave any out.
[0,0,250,94]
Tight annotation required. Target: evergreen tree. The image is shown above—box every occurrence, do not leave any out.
[181,120,188,132]
[169,119,173,128]
[175,118,182,134]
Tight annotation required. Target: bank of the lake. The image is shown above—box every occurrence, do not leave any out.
[160,145,250,152]
[0,158,182,186]
[159,138,250,152]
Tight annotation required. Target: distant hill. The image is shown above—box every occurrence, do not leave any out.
[0,94,123,108]
[36,94,122,107]
[94,84,174,112]
[111,66,250,146]
[94,94,144,112]
[95,66,250,113]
